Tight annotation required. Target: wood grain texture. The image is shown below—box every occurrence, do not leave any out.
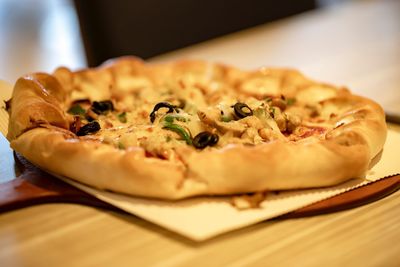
[0,191,399,267]
[0,0,399,266]
[0,153,117,213]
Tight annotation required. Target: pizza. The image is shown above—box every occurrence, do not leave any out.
[6,57,387,200]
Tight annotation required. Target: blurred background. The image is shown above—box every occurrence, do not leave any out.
[0,0,86,83]
[0,0,399,117]
[1,0,347,83]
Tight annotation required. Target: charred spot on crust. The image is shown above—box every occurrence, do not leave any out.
[4,99,12,112]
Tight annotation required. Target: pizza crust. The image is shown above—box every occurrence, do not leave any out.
[7,57,387,199]
[10,126,370,199]
[6,73,69,140]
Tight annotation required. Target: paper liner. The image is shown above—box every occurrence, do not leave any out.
[53,129,399,241]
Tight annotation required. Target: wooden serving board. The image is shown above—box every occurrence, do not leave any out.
[0,153,399,217]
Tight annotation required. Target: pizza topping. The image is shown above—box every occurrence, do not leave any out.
[117,142,125,150]
[272,108,287,131]
[286,97,296,106]
[91,100,114,115]
[71,98,92,106]
[221,114,233,122]
[232,102,253,119]
[198,108,246,136]
[117,112,127,123]
[67,104,86,116]
[63,66,337,151]
[270,96,287,111]
[103,120,114,129]
[85,108,99,121]
[76,121,101,136]
[164,114,188,123]
[163,121,192,145]
[252,107,284,137]
[176,98,186,109]
[192,131,219,149]
[305,104,320,118]
[70,115,82,134]
[291,125,327,140]
[285,113,301,133]
[150,102,178,123]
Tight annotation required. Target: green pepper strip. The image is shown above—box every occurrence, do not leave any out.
[117,112,127,123]
[253,108,266,118]
[163,123,192,145]
[286,98,296,106]
[68,104,86,116]
[221,115,232,122]
[162,115,192,145]
[164,114,187,123]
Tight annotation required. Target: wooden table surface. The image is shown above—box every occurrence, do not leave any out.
[1,0,400,266]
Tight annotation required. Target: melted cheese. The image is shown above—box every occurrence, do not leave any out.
[239,76,280,96]
[115,76,152,92]
[68,64,337,156]
[296,85,337,104]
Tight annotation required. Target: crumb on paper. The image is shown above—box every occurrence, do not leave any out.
[367,170,375,176]
[231,191,268,210]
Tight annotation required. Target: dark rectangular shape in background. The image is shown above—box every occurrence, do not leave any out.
[74,0,315,67]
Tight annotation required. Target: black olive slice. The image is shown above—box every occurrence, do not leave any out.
[193,131,219,149]
[149,102,178,123]
[76,121,101,136]
[91,100,114,114]
[233,103,253,119]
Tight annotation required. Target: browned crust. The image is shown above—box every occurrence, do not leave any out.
[10,126,371,199]
[10,128,191,199]
[7,73,70,140]
[7,57,387,199]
